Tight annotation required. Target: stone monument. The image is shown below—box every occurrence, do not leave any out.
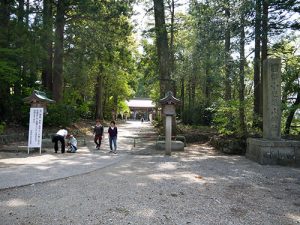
[246,58,300,166]
[158,91,183,155]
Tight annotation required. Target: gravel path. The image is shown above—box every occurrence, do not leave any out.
[0,121,299,225]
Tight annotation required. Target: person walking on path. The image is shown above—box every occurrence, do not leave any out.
[52,128,68,153]
[108,121,118,154]
[93,119,104,150]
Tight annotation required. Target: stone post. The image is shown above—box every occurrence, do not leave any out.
[165,114,172,155]
[263,58,281,140]
[159,91,181,156]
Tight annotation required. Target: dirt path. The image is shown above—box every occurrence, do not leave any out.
[0,122,299,225]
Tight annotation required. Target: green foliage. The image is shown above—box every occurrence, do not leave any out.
[63,88,93,119]
[271,37,300,134]
[0,48,19,83]
[136,40,159,98]
[182,104,213,126]
[118,101,130,114]
[290,117,300,135]
[0,122,6,135]
[1,0,299,138]
[44,103,79,127]
[63,0,137,120]
[212,100,241,136]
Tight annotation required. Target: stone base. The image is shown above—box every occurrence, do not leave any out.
[156,141,185,151]
[246,138,300,167]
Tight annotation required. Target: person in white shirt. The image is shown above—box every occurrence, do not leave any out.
[67,134,77,153]
[52,128,68,153]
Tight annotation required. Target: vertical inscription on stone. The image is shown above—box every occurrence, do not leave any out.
[270,64,281,137]
[263,58,281,140]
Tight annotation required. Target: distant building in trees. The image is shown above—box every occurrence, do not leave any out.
[126,98,156,121]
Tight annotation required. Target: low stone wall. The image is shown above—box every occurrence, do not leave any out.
[0,131,83,145]
[156,135,186,146]
[0,132,86,153]
[0,133,28,145]
[184,133,210,143]
[246,138,300,167]
[209,136,246,155]
[156,140,185,151]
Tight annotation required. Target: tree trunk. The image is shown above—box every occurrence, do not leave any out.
[14,0,25,97]
[0,0,12,121]
[53,0,65,102]
[95,72,104,120]
[18,0,25,23]
[260,0,269,115]
[0,1,10,45]
[113,95,118,121]
[239,13,247,136]
[284,92,300,135]
[42,0,53,91]
[188,75,192,113]
[153,0,172,98]
[224,0,231,101]
[180,77,184,117]
[167,0,175,77]
[253,0,262,127]
[191,66,196,107]
[204,63,211,106]
[25,0,29,26]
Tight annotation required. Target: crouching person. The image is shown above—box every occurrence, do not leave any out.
[67,134,78,153]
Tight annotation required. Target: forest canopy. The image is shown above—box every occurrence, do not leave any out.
[0,0,299,137]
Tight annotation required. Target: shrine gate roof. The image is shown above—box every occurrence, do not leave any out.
[126,98,155,108]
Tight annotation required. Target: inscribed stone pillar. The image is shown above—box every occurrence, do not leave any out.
[165,116,172,155]
[247,58,300,167]
[263,58,282,140]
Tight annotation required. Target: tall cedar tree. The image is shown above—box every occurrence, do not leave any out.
[0,1,12,121]
[153,0,172,98]
[239,9,246,136]
[53,0,66,102]
[224,0,231,101]
[41,0,53,91]
[253,0,262,127]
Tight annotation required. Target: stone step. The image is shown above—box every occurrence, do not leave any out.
[156,140,185,151]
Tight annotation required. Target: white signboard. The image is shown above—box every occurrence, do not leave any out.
[28,108,44,152]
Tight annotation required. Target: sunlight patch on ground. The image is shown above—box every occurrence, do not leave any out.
[4,198,28,207]
[0,154,113,167]
[287,213,300,223]
[157,162,177,170]
[177,172,214,185]
[0,155,59,165]
[188,144,214,150]
[136,182,147,187]
[119,170,134,174]
[136,208,155,219]
[147,174,172,180]
[179,155,220,162]
[34,165,51,170]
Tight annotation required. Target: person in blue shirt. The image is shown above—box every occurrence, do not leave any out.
[108,121,118,154]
